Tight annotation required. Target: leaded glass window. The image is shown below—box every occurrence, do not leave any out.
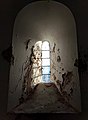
[32,41,50,85]
[42,41,50,83]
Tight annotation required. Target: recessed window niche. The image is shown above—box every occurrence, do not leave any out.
[7,1,81,113]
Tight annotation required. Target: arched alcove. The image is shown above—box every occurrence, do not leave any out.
[8,1,81,113]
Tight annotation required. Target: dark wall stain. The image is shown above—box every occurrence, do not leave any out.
[53,43,56,52]
[62,71,73,89]
[53,74,56,81]
[57,55,61,62]
[62,68,64,71]
[74,58,87,72]
[24,39,31,50]
[11,55,14,65]
[57,48,60,52]
[70,88,73,95]
[1,44,14,65]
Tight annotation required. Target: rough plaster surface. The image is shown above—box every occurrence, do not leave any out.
[13,83,75,113]
[7,1,81,113]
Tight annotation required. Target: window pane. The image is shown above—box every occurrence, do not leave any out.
[42,75,50,83]
[42,41,49,50]
[42,66,50,74]
[42,51,50,58]
[42,59,50,66]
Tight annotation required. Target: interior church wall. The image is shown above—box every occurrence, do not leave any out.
[7,1,81,112]
[1,0,88,119]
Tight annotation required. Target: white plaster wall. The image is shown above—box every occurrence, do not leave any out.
[8,1,81,112]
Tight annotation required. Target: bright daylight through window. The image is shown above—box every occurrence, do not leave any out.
[33,41,50,85]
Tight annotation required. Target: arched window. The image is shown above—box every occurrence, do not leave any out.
[32,41,51,85]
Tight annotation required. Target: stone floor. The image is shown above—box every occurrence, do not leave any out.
[13,83,75,113]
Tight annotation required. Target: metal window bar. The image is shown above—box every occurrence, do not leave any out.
[42,74,50,75]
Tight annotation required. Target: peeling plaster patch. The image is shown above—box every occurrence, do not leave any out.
[24,39,31,50]
[22,46,34,97]
[57,48,60,52]
[51,62,58,72]
[2,44,14,65]
[11,41,78,113]
[61,63,63,65]
[57,55,61,62]
[70,88,73,96]
[16,43,76,113]
[62,68,64,71]
[50,69,74,107]
[61,87,74,102]
[53,74,56,81]
[22,41,45,98]
[62,71,73,89]
[52,43,56,52]
[21,41,60,102]
[56,80,62,90]
[57,48,61,62]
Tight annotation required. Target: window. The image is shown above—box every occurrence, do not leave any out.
[32,41,51,86]
[42,41,50,83]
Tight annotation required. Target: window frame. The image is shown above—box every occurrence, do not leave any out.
[32,41,51,84]
[41,41,51,83]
